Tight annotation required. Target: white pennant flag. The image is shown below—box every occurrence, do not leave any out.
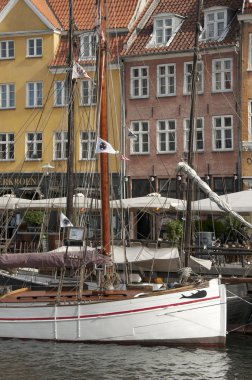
[60,212,73,228]
[72,62,91,80]
[95,137,119,154]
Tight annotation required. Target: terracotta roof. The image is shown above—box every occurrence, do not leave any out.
[123,0,242,57]
[30,0,61,29]
[50,33,126,67]
[242,0,252,13]
[0,0,9,11]
[47,0,140,30]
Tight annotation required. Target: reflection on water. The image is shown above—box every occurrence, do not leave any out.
[0,334,251,380]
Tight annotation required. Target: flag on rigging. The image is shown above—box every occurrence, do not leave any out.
[95,137,119,154]
[121,154,130,161]
[72,62,91,80]
[60,212,73,228]
[127,128,138,140]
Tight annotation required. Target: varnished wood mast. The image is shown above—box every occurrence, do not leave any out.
[99,0,111,255]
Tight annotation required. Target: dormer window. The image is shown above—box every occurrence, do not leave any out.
[201,7,234,41]
[148,14,184,47]
[156,18,173,44]
[206,10,225,39]
[79,33,97,59]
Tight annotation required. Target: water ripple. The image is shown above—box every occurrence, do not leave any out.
[0,335,251,380]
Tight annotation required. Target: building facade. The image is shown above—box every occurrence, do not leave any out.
[239,0,252,189]
[0,0,143,199]
[123,0,242,201]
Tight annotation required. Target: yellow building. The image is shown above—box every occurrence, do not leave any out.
[0,0,139,198]
[239,1,252,189]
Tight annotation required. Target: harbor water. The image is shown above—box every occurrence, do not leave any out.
[0,334,251,380]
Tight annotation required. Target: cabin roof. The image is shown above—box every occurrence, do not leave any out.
[122,0,242,57]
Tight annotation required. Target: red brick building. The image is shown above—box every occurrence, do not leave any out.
[122,0,242,200]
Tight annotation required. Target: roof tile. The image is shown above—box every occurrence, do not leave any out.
[123,0,242,57]
[47,0,140,30]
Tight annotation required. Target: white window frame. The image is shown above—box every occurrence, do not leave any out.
[26,81,43,108]
[80,131,96,160]
[205,9,227,40]
[157,64,176,96]
[130,121,149,154]
[184,61,204,95]
[26,132,43,160]
[54,81,68,106]
[155,16,173,45]
[80,80,97,106]
[0,83,15,109]
[157,119,176,153]
[212,58,232,92]
[212,115,233,151]
[54,131,68,160]
[184,117,204,152]
[148,14,184,48]
[248,101,252,141]
[0,40,15,59]
[27,37,43,57]
[0,133,14,161]
[79,33,97,59]
[130,66,149,98]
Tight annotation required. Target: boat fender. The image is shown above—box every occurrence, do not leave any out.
[134,293,147,298]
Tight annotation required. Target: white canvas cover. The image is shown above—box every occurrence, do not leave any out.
[191,190,252,213]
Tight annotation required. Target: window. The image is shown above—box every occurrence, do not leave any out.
[157,119,176,153]
[80,80,97,105]
[26,82,43,107]
[184,118,204,152]
[0,40,14,59]
[79,33,97,59]
[54,81,68,106]
[0,133,14,160]
[130,121,149,154]
[27,38,42,57]
[54,131,68,160]
[205,10,226,40]
[159,178,179,200]
[130,67,149,98]
[212,58,232,92]
[26,133,42,160]
[80,131,96,160]
[213,115,233,151]
[157,64,176,96]
[155,17,173,44]
[148,14,184,47]
[0,84,15,109]
[249,101,252,140]
[184,62,203,94]
[213,177,235,195]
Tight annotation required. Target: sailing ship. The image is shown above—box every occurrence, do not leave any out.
[0,0,227,345]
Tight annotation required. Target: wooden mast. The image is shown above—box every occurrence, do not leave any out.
[99,0,111,255]
[183,0,201,267]
[66,0,75,220]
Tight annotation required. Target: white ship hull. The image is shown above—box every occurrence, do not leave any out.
[0,279,226,346]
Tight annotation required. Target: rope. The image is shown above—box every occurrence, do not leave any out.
[226,288,252,333]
